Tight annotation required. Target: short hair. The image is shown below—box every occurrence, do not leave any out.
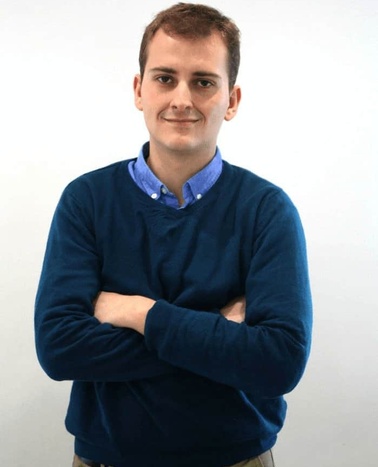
[138,2,241,89]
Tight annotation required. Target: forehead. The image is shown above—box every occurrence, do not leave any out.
[145,29,229,73]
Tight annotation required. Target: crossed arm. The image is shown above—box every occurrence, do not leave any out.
[36,186,311,394]
[94,292,246,334]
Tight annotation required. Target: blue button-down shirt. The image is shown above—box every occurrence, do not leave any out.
[128,143,223,209]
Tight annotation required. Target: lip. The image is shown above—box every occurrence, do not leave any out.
[164,118,198,123]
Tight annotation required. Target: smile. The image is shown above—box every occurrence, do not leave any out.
[164,119,198,124]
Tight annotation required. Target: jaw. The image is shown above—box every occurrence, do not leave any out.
[149,131,216,163]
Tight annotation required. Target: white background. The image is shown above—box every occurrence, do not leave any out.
[0,0,377,466]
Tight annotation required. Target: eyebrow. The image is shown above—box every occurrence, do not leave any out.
[148,67,222,80]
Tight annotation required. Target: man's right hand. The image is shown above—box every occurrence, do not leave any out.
[220,296,246,323]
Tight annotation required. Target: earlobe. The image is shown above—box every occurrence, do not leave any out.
[133,74,143,111]
[224,85,241,121]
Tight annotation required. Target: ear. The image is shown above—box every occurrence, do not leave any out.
[133,74,143,111]
[224,85,241,121]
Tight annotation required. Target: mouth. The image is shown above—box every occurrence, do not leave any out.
[163,117,199,124]
[165,119,198,124]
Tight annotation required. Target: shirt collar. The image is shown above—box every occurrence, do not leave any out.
[131,142,223,207]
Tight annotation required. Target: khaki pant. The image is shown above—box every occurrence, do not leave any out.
[72,455,112,467]
[73,449,275,467]
[226,449,275,466]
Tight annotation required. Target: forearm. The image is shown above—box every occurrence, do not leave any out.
[143,299,311,398]
[35,303,178,382]
[93,292,244,334]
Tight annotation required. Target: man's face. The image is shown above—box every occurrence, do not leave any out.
[134,29,240,159]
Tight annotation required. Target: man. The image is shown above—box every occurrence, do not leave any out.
[35,3,312,467]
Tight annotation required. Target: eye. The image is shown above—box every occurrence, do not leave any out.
[197,79,213,88]
[157,75,173,84]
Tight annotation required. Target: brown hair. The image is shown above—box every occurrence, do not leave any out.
[138,3,240,89]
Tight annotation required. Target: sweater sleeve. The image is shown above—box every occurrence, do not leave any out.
[34,186,177,382]
[144,190,312,398]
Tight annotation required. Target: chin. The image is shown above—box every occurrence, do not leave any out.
[164,139,200,154]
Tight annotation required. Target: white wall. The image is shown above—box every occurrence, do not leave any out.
[1,0,377,465]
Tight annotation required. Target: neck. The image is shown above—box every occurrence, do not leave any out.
[147,144,216,203]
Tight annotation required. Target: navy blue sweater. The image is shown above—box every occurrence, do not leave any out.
[35,159,312,467]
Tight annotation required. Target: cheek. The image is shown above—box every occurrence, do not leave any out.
[142,97,164,117]
[207,97,230,118]
[141,103,157,121]
[207,105,229,125]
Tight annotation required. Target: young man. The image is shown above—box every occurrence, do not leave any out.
[35,3,312,467]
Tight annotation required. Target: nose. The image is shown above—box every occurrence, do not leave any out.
[170,82,193,112]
